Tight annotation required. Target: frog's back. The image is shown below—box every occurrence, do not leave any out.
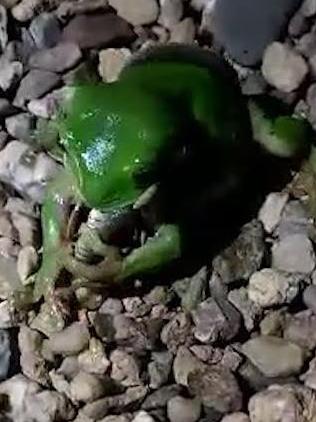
[120,44,252,148]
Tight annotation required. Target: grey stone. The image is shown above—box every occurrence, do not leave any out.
[132,411,155,422]
[99,297,123,315]
[228,287,262,332]
[288,8,309,38]
[248,268,301,307]
[14,69,61,108]
[30,300,65,337]
[62,13,135,49]
[5,113,35,142]
[98,48,131,83]
[300,356,316,389]
[110,349,141,387]
[173,346,205,387]
[242,336,304,377]
[142,385,181,410]
[18,325,49,386]
[29,12,61,49]
[148,351,173,389]
[0,5,8,52]
[0,329,10,381]
[46,322,90,356]
[170,18,196,44]
[29,42,82,73]
[0,98,15,117]
[0,59,23,91]
[272,234,315,274]
[161,313,193,353]
[240,72,268,96]
[77,338,110,375]
[70,371,108,403]
[248,384,316,422]
[11,212,39,247]
[212,220,265,284]
[17,245,38,282]
[221,414,250,422]
[276,200,312,239]
[302,0,316,16]
[188,365,242,414]
[297,31,316,58]
[167,396,201,422]
[82,386,148,420]
[284,310,316,350]
[260,309,286,336]
[192,297,240,343]
[109,0,159,26]
[303,285,316,313]
[158,0,183,29]
[258,192,289,233]
[262,42,308,93]
[213,0,302,65]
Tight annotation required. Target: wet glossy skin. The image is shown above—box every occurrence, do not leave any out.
[32,45,312,301]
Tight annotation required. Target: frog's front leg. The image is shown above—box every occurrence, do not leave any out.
[248,98,310,158]
[120,224,181,280]
[33,168,79,301]
[63,223,182,283]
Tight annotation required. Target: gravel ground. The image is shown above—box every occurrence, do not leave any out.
[0,0,316,421]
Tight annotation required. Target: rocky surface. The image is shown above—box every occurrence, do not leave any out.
[1,1,316,422]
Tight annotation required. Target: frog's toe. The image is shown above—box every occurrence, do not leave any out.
[63,244,123,284]
[33,251,65,301]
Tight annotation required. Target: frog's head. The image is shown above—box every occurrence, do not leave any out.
[58,84,176,211]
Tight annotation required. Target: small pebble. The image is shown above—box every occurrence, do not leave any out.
[78,338,110,375]
[46,322,90,356]
[29,42,82,73]
[110,349,141,387]
[70,371,107,403]
[170,18,196,44]
[258,192,289,233]
[272,233,315,274]
[221,414,250,422]
[29,12,61,49]
[0,59,23,91]
[284,310,316,351]
[167,396,201,422]
[0,329,10,381]
[14,69,61,108]
[109,0,159,26]
[5,113,35,142]
[132,411,155,422]
[248,384,316,422]
[303,285,316,313]
[158,0,183,29]
[248,268,301,307]
[17,245,38,282]
[262,42,308,93]
[173,346,204,386]
[98,48,131,83]
[242,335,304,377]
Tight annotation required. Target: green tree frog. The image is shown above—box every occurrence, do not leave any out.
[32,44,313,301]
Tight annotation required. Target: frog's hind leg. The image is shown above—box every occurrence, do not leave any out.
[248,97,311,159]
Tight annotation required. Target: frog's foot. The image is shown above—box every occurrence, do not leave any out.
[33,247,68,302]
[63,243,123,283]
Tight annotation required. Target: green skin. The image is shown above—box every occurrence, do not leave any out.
[32,45,314,301]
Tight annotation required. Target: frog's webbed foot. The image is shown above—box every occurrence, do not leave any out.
[63,243,123,284]
[33,247,67,302]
